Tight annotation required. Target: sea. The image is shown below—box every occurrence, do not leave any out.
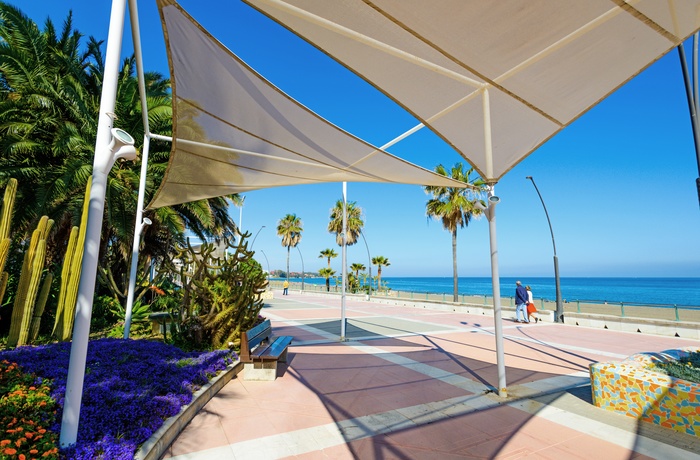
[277,276,700,307]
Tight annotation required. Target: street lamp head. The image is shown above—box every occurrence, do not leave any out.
[488,195,500,204]
[109,128,137,162]
[526,176,533,180]
[474,200,487,211]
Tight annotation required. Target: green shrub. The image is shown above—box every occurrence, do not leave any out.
[648,351,700,384]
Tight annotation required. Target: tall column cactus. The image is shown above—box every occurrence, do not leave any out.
[53,177,90,341]
[7,216,53,347]
[30,272,53,342]
[0,178,17,306]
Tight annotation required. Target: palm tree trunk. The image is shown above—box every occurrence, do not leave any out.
[326,277,330,291]
[377,267,382,292]
[286,246,290,281]
[452,229,458,302]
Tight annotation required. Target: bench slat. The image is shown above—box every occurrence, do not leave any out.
[252,336,292,361]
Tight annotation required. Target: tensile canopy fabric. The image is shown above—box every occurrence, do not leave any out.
[243,0,700,183]
[148,0,465,209]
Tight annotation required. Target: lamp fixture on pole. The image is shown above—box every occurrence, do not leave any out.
[526,176,563,323]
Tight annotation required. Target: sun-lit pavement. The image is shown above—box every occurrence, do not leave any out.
[160,290,700,459]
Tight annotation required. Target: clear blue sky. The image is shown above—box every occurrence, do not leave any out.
[17,1,700,278]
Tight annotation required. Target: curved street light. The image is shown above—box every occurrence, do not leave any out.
[251,225,265,250]
[359,230,371,299]
[526,176,563,323]
[259,249,271,274]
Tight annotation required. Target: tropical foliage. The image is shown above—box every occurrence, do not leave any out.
[277,214,303,282]
[327,200,364,246]
[0,3,239,341]
[318,248,337,269]
[372,256,390,292]
[424,163,485,302]
[318,267,336,292]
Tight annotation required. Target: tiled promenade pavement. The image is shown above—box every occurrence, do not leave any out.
[162,290,700,459]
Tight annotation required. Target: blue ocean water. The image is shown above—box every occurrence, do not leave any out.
[281,276,700,307]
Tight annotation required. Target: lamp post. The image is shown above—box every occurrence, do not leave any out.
[526,176,563,323]
[60,0,136,446]
[251,225,265,249]
[297,246,305,290]
[359,230,371,299]
[259,249,271,274]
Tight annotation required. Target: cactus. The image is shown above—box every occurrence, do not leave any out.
[0,179,17,306]
[0,178,16,240]
[29,272,53,342]
[7,216,53,347]
[53,177,90,341]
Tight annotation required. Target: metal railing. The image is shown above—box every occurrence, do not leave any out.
[266,280,700,323]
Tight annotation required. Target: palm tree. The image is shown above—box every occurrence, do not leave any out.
[328,200,364,246]
[276,214,303,282]
[318,248,338,269]
[372,256,390,292]
[350,262,365,279]
[350,262,366,292]
[0,3,240,304]
[318,267,335,292]
[424,163,486,302]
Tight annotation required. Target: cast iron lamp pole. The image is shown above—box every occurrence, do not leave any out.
[526,176,563,323]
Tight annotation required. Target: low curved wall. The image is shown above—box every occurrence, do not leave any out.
[590,347,700,437]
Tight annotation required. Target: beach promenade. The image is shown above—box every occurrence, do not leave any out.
[160,290,700,459]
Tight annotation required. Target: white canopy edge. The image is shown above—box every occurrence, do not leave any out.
[148,0,469,209]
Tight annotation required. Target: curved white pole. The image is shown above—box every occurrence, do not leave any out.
[60,0,128,447]
[123,0,156,338]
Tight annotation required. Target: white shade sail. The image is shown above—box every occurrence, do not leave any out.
[242,0,700,182]
[148,0,466,209]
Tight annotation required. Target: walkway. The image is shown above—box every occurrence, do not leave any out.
[161,290,700,459]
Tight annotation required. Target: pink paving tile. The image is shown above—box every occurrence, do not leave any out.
[288,442,356,459]
[164,418,228,457]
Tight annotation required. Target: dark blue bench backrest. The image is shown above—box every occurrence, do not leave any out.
[246,319,272,350]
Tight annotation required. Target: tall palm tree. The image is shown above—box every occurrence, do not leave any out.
[328,200,364,246]
[371,256,390,292]
[276,214,303,281]
[318,248,338,269]
[318,267,335,292]
[424,163,486,302]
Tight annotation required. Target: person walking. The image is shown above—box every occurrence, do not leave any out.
[515,281,529,323]
[526,285,539,323]
[283,280,289,295]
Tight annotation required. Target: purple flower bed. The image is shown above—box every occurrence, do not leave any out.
[0,338,236,459]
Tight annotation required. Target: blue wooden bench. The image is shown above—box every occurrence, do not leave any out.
[240,319,292,381]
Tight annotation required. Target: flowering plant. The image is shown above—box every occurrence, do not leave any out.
[0,339,236,459]
[0,360,60,459]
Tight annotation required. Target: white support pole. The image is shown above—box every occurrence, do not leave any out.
[123,0,151,339]
[482,88,507,398]
[340,182,348,340]
[60,0,128,447]
[123,134,150,338]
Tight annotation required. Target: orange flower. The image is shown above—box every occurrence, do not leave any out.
[30,449,38,454]
[3,447,16,455]
[25,432,33,439]
[37,429,46,434]
[19,454,26,460]
[0,440,9,446]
